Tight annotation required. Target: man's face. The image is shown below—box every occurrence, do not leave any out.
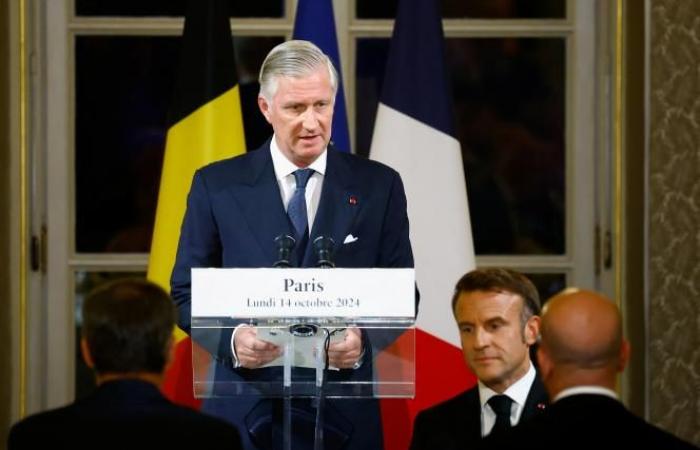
[455,290,539,393]
[258,66,334,167]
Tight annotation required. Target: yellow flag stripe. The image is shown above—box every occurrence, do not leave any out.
[147,85,246,341]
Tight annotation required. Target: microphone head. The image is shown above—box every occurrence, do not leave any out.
[274,234,296,250]
[313,236,335,268]
[273,234,296,268]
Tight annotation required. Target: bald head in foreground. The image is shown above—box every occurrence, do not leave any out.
[481,288,698,450]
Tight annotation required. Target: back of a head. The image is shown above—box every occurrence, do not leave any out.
[258,39,338,101]
[82,278,175,375]
[540,289,625,374]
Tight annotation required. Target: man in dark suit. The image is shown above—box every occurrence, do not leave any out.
[170,40,414,450]
[8,279,242,450]
[409,269,548,450]
[482,288,697,450]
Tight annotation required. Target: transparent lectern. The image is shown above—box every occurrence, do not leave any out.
[191,267,416,450]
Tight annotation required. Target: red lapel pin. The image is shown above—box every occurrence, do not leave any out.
[349,195,358,205]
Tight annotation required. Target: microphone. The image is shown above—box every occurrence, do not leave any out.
[273,234,296,268]
[313,236,335,268]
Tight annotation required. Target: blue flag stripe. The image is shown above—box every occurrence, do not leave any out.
[380,0,455,138]
[293,0,351,153]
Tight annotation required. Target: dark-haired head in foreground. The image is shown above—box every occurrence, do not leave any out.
[8,278,242,450]
[81,278,175,385]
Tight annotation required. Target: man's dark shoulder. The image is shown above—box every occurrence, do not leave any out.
[334,150,400,179]
[8,404,82,447]
[9,401,242,449]
[416,386,478,422]
[198,150,260,181]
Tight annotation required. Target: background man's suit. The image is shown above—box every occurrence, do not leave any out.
[482,393,698,450]
[8,379,242,450]
[171,140,415,450]
[409,375,548,450]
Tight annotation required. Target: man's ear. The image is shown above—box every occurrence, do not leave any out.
[524,315,541,346]
[258,95,272,123]
[617,339,631,373]
[80,338,94,369]
[164,336,175,371]
[537,345,552,379]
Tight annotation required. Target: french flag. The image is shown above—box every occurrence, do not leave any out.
[369,0,477,449]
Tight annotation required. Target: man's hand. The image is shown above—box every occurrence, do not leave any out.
[233,327,282,369]
[327,328,363,369]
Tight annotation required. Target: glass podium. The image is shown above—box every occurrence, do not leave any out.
[190,268,416,450]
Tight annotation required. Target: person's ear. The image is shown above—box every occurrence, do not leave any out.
[524,315,540,346]
[617,339,631,373]
[80,338,94,369]
[537,345,552,379]
[164,336,175,370]
[258,95,272,123]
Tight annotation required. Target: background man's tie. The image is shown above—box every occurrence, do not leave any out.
[488,395,513,436]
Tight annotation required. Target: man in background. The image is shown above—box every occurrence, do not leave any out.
[8,278,242,450]
[410,268,548,450]
[483,288,697,450]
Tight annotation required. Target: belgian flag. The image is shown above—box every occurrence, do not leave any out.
[147,0,246,406]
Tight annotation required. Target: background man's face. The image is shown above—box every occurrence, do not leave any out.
[258,66,334,167]
[455,290,538,393]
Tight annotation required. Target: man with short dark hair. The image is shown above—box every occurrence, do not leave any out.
[8,279,242,450]
[409,268,548,450]
[482,288,698,450]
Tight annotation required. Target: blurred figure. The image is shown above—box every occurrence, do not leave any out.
[8,279,242,450]
[410,268,548,450]
[483,289,698,450]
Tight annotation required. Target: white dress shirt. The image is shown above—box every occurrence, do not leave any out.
[269,136,326,234]
[478,362,537,437]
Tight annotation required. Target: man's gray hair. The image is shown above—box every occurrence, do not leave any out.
[258,40,338,101]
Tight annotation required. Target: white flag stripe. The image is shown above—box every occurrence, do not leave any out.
[371,104,475,347]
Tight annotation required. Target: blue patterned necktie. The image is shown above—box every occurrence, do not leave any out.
[287,168,314,242]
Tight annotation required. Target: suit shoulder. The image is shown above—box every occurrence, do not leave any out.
[8,405,79,443]
[416,387,478,421]
[197,151,257,178]
[335,151,401,178]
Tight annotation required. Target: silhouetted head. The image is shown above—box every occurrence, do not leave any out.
[81,278,175,379]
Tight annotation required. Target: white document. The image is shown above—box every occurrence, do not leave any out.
[256,325,347,369]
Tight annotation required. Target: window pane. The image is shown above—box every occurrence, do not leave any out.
[524,272,567,303]
[74,271,145,399]
[356,37,565,255]
[357,0,565,19]
[75,36,280,253]
[75,36,178,253]
[75,0,284,18]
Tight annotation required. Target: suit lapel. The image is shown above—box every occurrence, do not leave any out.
[226,144,295,264]
[521,372,549,420]
[302,148,362,266]
[463,387,483,444]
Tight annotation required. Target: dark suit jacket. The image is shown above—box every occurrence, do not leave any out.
[481,394,698,450]
[170,141,415,450]
[7,379,242,450]
[409,374,548,450]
